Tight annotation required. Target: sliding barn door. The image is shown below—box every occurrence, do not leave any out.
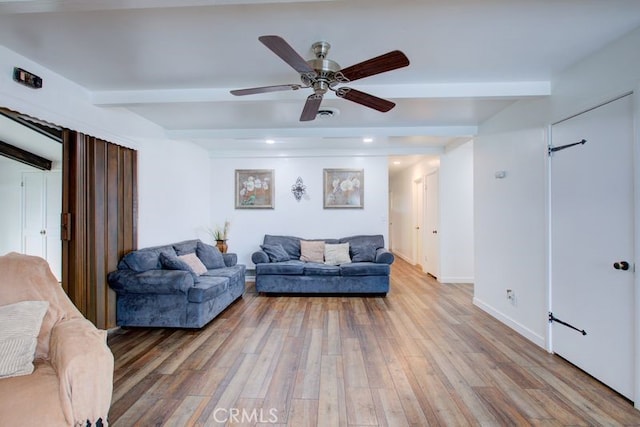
[62,131,137,329]
[550,94,635,400]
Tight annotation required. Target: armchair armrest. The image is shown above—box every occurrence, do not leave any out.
[49,318,114,426]
[223,253,238,267]
[375,248,395,265]
[251,250,269,264]
[107,269,194,295]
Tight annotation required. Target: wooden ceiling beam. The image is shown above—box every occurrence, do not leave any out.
[0,140,52,170]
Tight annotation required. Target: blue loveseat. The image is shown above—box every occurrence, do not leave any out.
[108,239,245,328]
[251,234,394,295]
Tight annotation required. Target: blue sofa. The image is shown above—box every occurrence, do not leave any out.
[108,239,245,328]
[251,234,394,295]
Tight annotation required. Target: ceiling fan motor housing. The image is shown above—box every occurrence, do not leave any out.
[303,41,343,95]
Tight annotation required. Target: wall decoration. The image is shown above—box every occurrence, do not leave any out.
[323,168,364,209]
[235,169,274,209]
[291,176,307,202]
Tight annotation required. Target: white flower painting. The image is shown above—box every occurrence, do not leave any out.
[235,169,274,209]
[323,169,364,209]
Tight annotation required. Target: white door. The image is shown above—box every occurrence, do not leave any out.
[425,171,439,278]
[21,171,62,281]
[550,94,635,400]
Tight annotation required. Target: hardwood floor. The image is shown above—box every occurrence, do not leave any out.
[108,258,640,426]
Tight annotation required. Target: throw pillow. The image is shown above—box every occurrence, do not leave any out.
[178,252,208,276]
[260,244,291,262]
[300,240,325,263]
[350,243,377,262]
[0,300,49,378]
[196,241,226,269]
[159,252,198,280]
[324,243,352,265]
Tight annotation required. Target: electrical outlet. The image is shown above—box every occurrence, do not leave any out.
[506,289,516,305]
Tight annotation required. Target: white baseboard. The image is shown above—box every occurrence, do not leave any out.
[439,276,474,284]
[473,297,546,349]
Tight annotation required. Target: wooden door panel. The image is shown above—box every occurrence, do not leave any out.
[62,130,137,329]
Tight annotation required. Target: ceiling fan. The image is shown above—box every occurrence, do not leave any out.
[230,35,410,121]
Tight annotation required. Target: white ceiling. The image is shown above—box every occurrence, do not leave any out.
[1,0,640,169]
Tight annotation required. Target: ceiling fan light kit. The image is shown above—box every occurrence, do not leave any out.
[230,35,409,122]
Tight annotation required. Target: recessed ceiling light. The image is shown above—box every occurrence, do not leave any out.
[363,137,373,143]
[265,139,275,144]
[393,160,401,165]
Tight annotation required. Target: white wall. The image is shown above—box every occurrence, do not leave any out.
[474,127,548,345]
[439,141,474,283]
[0,45,211,248]
[137,137,211,247]
[474,26,640,350]
[210,156,389,267]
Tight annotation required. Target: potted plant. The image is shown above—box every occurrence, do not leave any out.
[209,220,230,253]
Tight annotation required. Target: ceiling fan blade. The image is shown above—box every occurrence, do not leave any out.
[337,88,395,112]
[339,50,409,82]
[300,94,323,121]
[230,84,303,96]
[259,35,316,75]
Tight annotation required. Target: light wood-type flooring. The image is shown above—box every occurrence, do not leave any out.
[108,258,640,426]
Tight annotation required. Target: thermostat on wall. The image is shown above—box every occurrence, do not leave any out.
[13,67,42,89]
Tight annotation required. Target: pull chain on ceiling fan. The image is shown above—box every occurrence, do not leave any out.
[230,35,410,122]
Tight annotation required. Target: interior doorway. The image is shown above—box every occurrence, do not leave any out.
[0,109,63,278]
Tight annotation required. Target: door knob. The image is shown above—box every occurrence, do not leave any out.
[613,261,629,271]
[432,230,438,234]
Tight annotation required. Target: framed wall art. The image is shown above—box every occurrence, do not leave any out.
[323,168,364,209]
[235,169,274,209]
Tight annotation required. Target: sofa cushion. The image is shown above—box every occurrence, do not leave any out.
[324,243,351,265]
[256,261,305,275]
[196,241,226,269]
[122,245,176,272]
[303,263,340,276]
[0,301,49,378]
[260,244,291,262]
[300,240,325,263]
[350,242,378,262]
[159,253,198,280]
[340,262,390,276]
[173,239,198,255]
[178,253,207,275]
[263,235,301,259]
[188,277,228,303]
[203,265,245,279]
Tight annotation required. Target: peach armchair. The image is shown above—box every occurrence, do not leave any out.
[0,252,114,426]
